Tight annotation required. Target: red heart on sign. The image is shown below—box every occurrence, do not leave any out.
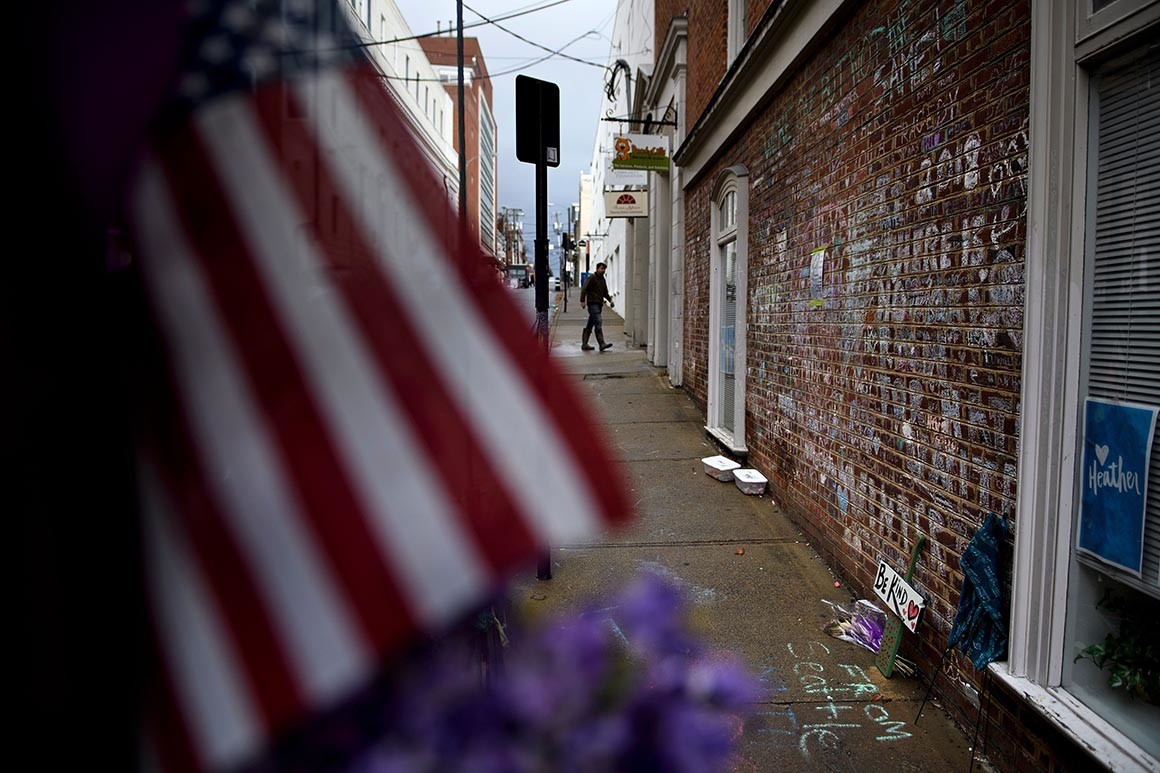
[907,601,919,620]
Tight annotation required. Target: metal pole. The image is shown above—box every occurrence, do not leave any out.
[535,159,551,582]
[534,163,548,315]
[456,0,468,244]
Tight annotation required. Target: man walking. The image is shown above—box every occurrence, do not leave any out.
[579,262,614,351]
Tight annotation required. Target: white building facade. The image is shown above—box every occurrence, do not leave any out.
[640,17,687,383]
[343,0,459,207]
[586,0,655,344]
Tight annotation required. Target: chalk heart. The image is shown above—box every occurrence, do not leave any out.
[1095,444,1110,466]
[906,601,920,621]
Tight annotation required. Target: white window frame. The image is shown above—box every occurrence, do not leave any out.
[1001,0,1160,769]
[707,166,749,454]
[727,0,747,64]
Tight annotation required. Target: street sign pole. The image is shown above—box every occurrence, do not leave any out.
[533,160,550,581]
[515,74,560,582]
[535,162,547,318]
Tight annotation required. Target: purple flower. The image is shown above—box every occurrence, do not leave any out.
[615,573,700,659]
[686,655,766,710]
[657,704,737,773]
[342,573,760,773]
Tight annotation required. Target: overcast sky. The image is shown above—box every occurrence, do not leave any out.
[392,0,620,242]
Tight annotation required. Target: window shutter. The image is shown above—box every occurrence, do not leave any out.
[1084,44,1160,594]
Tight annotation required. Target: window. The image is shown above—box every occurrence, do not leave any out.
[479,100,497,252]
[727,0,747,63]
[1007,1,1159,768]
[1062,41,1160,756]
[707,167,749,453]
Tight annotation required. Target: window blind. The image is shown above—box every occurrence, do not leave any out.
[1084,43,1160,595]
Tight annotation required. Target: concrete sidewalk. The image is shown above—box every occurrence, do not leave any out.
[514,287,979,771]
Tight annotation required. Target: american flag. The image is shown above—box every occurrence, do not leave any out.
[130,1,629,769]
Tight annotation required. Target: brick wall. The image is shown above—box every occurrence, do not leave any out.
[676,0,1074,768]
[656,1,780,130]
[655,0,689,55]
[684,180,711,408]
[686,0,729,126]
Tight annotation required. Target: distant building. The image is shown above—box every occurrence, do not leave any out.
[420,36,499,256]
[577,173,595,273]
[498,207,526,267]
[586,0,653,346]
[270,2,458,249]
[343,0,458,208]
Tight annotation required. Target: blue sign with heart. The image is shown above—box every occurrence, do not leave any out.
[1077,397,1158,576]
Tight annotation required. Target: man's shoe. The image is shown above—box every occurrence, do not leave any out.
[581,344,595,351]
[600,343,613,351]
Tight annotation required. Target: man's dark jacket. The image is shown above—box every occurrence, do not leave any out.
[581,273,611,306]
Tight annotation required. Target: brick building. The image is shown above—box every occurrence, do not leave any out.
[420,36,500,256]
[638,0,1159,768]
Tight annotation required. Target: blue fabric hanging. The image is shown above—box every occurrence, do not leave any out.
[947,513,1011,670]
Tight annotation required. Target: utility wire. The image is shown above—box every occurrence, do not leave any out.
[462,1,607,69]
[377,28,607,82]
[346,0,576,50]
[484,48,650,60]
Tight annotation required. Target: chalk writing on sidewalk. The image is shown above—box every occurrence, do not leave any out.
[751,640,913,760]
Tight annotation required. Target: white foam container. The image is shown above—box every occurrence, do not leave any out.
[734,468,768,495]
[702,455,741,481]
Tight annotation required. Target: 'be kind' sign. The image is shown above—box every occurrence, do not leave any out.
[873,561,924,633]
[1078,397,1158,577]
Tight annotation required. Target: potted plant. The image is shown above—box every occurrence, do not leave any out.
[1074,589,1159,705]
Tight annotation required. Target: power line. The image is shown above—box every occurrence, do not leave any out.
[484,48,649,60]
[377,28,608,82]
[462,1,607,69]
[345,0,577,50]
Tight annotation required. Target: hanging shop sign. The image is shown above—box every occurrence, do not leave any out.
[1077,397,1158,578]
[611,133,670,172]
[604,190,648,218]
[605,156,648,187]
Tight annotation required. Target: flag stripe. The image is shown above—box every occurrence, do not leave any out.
[133,156,371,706]
[146,421,302,727]
[154,123,417,651]
[305,71,606,545]
[144,612,203,773]
[146,648,202,773]
[195,98,491,627]
[252,86,541,575]
[348,71,631,533]
[141,462,262,770]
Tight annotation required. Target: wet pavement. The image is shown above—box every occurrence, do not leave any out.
[510,286,981,772]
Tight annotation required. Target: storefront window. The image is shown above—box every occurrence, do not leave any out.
[1062,43,1160,758]
[1009,3,1159,768]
